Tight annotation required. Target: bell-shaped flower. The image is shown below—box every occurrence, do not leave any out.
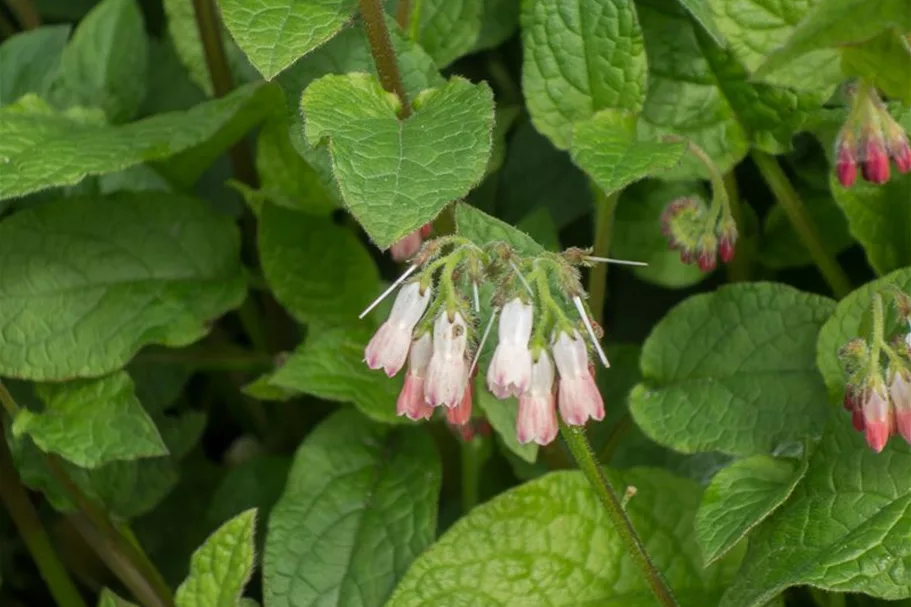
[516,351,558,445]
[446,367,473,427]
[889,370,911,444]
[425,311,469,408]
[365,282,431,377]
[396,333,434,421]
[487,298,534,398]
[552,330,604,425]
[862,385,893,453]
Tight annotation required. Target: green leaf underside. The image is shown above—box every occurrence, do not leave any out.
[816,267,911,405]
[0,83,266,200]
[475,377,538,463]
[175,509,257,607]
[675,0,726,45]
[455,202,543,256]
[258,203,378,326]
[840,30,911,105]
[387,468,742,606]
[637,0,828,177]
[630,282,835,456]
[0,193,245,380]
[264,410,441,607]
[0,25,71,106]
[696,453,808,565]
[301,73,494,249]
[217,0,357,80]
[267,326,404,424]
[570,109,687,196]
[720,421,911,606]
[521,0,648,150]
[14,371,167,468]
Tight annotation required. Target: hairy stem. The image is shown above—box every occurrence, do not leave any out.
[8,0,41,29]
[751,151,851,298]
[560,424,678,606]
[723,171,751,282]
[395,0,412,30]
[191,0,258,187]
[0,383,175,607]
[359,0,412,118]
[0,430,87,607]
[588,189,620,325]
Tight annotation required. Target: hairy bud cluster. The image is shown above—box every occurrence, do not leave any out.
[660,196,737,272]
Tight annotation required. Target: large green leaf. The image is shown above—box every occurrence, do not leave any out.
[637,0,827,177]
[216,0,357,79]
[630,283,835,456]
[0,83,270,200]
[676,0,726,44]
[301,73,494,248]
[0,193,245,380]
[258,203,378,325]
[570,110,687,196]
[387,468,742,605]
[695,453,809,565]
[707,0,841,91]
[13,371,167,468]
[720,420,911,606]
[59,0,148,122]
[611,180,708,289]
[816,267,911,405]
[0,25,70,106]
[266,326,404,424]
[520,0,648,150]
[455,202,543,256]
[175,509,257,607]
[841,30,911,105]
[264,410,441,607]
[408,0,484,67]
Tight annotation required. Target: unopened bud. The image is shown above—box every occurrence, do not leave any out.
[880,108,911,175]
[696,234,717,272]
[835,136,858,188]
[838,337,868,374]
[716,216,738,264]
[861,134,891,184]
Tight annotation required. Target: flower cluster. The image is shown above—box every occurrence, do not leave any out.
[835,83,911,188]
[839,289,911,452]
[362,237,610,445]
[660,196,737,272]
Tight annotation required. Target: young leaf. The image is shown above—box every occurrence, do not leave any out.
[475,378,538,464]
[696,453,809,566]
[0,25,71,106]
[569,110,687,197]
[630,283,835,456]
[264,410,441,607]
[611,180,708,289]
[0,83,268,200]
[59,0,148,123]
[0,193,245,381]
[708,0,842,91]
[409,0,484,67]
[520,0,648,150]
[301,73,494,249]
[265,326,404,424]
[754,0,911,81]
[387,468,743,605]
[13,371,167,468]
[720,420,911,606]
[841,30,911,105]
[175,509,257,607]
[816,267,911,405]
[258,203,378,325]
[637,0,828,177]
[216,0,357,79]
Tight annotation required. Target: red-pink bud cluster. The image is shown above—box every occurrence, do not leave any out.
[660,197,737,273]
[844,374,911,452]
[389,223,434,262]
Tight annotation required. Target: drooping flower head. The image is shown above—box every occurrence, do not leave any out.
[365,282,431,377]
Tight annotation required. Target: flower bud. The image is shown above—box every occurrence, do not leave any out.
[445,368,473,426]
[396,333,435,421]
[696,234,718,272]
[889,370,911,445]
[487,299,534,398]
[365,282,431,377]
[425,312,469,408]
[835,136,858,188]
[516,352,558,445]
[862,385,893,453]
[552,331,604,425]
[861,134,890,184]
[716,216,738,264]
[389,230,423,262]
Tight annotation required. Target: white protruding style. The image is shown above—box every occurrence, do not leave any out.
[584,256,649,267]
[364,282,431,377]
[424,312,469,408]
[359,264,419,320]
[469,309,498,377]
[572,295,609,368]
[486,299,534,398]
[516,351,558,445]
[552,330,605,425]
[509,260,534,296]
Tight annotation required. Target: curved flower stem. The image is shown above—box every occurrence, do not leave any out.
[588,188,620,326]
[723,171,751,282]
[0,428,87,607]
[359,0,412,118]
[8,0,41,29]
[751,151,852,298]
[560,423,679,607]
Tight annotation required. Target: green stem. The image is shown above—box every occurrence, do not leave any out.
[460,436,488,513]
[723,171,751,282]
[8,0,41,29]
[588,189,620,326]
[408,0,425,41]
[191,0,258,187]
[0,383,175,607]
[871,292,885,367]
[0,429,87,607]
[685,140,728,221]
[359,0,412,118]
[395,0,412,30]
[560,423,678,607]
[751,151,852,299]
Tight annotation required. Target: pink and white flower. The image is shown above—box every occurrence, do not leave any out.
[424,311,469,408]
[862,385,893,453]
[889,370,911,444]
[396,333,435,421]
[364,282,431,377]
[487,298,533,398]
[446,367,473,426]
[552,330,604,425]
[516,351,558,445]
